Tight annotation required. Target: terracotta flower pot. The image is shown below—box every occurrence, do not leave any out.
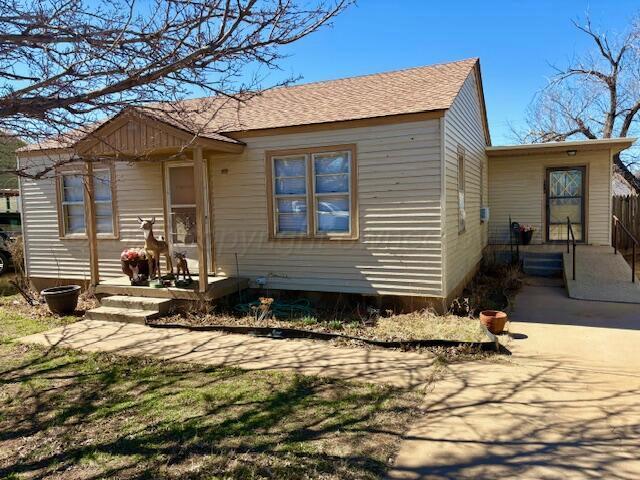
[480,310,508,334]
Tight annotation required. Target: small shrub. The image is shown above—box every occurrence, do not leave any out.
[326,319,343,330]
[301,316,318,325]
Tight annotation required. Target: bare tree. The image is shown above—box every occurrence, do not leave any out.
[519,16,640,188]
[0,0,351,173]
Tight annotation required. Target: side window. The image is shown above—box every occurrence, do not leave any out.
[457,146,466,233]
[61,173,86,235]
[93,169,115,234]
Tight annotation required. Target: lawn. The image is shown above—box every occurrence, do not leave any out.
[0,289,423,480]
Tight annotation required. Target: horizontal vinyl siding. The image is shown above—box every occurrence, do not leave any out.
[210,120,444,297]
[442,71,488,298]
[488,150,612,245]
[20,155,166,281]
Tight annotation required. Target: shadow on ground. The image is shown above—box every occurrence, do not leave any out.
[0,343,421,480]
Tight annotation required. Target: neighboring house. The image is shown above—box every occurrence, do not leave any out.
[17,58,635,311]
[613,165,638,197]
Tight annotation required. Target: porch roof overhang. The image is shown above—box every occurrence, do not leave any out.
[486,137,636,158]
[73,108,246,158]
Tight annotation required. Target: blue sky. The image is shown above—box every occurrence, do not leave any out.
[263,0,639,145]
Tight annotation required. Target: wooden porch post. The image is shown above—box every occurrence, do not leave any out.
[84,160,99,287]
[193,147,209,293]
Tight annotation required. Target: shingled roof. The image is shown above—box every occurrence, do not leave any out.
[19,58,480,152]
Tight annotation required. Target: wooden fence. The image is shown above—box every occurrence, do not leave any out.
[612,195,640,250]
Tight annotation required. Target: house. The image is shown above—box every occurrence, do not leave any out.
[17,58,636,312]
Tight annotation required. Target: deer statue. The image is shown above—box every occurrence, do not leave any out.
[138,217,172,279]
[174,251,192,282]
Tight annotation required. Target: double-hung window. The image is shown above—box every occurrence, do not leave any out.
[57,163,117,238]
[457,145,466,234]
[61,173,86,235]
[94,168,115,234]
[268,145,357,239]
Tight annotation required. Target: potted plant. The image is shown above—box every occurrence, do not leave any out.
[121,248,150,285]
[480,310,508,334]
[41,285,81,315]
[519,224,535,245]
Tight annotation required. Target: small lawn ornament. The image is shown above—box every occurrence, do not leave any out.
[138,217,173,280]
[174,251,193,286]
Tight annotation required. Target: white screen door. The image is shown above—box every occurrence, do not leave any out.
[165,162,199,272]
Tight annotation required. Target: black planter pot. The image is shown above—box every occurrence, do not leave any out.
[520,230,534,245]
[41,285,81,315]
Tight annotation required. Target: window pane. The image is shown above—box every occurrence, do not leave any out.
[64,204,85,233]
[275,177,306,195]
[316,173,348,193]
[171,207,197,244]
[63,175,84,202]
[96,202,112,217]
[95,202,113,234]
[274,157,306,177]
[317,196,349,233]
[278,213,307,233]
[277,198,307,213]
[317,196,349,213]
[96,215,113,234]
[94,170,112,202]
[314,152,349,174]
[169,166,196,205]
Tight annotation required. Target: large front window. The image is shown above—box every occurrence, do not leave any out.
[167,164,197,245]
[268,146,357,239]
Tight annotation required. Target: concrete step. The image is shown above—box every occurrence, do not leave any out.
[100,295,172,313]
[523,265,563,277]
[523,258,563,268]
[521,252,563,261]
[85,306,160,324]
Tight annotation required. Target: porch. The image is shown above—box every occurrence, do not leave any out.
[95,275,249,301]
[73,108,246,297]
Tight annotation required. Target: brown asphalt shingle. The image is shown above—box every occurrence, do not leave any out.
[20,58,478,151]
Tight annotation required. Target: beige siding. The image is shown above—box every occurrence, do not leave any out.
[488,150,613,245]
[19,154,166,281]
[210,120,444,297]
[442,71,488,298]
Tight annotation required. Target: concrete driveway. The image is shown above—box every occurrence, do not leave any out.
[389,282,640,479]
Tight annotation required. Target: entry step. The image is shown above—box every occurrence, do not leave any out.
[85,306,160,324]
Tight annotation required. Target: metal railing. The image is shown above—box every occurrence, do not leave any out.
[612,214,638,283]
[509,215,520,264]
[566,217,576,281]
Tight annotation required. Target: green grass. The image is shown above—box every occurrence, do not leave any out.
[0,294,423,479]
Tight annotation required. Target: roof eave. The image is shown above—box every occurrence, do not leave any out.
[486,137,636,157]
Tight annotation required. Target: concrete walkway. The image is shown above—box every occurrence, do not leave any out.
[564,246,640,303]
[388,283,640,479]
[17,284,640,479]
[18,320,439,388]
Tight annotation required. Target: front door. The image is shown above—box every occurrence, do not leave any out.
[164,162,200,272]
[546,166,586,242]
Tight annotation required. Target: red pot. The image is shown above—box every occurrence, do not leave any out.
[480,310,508,334]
